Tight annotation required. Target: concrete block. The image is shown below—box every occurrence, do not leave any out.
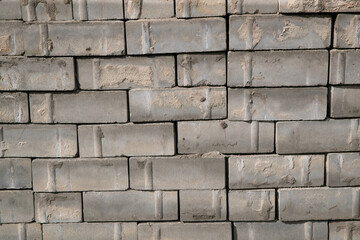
[138,222,232,240]
[178,120,274,154]
[229,155,325,189]
[32,158,128,192]
[176,0,226,18]
[229,15,331,50]
[0,21,25,56]
[35,193,82,223]
[21,0,72,21]
[83,191,178,221]
[78,123,174,157]
[228,0,278,14]
[30,91,128,123]
[73,0,124,20]
[329,221,360,240]
[0,190,34,223]
[0,57,75,91]
[229,190,275,221]
[327,153,360,187]
[335,14,360,48]
[228,50,328,87]
[229,87,327,121]
[0,124,77,157]
[77,56,175,89]
[130,155,225,190]
[280,0,360,13]
[126,18,226,54]
[276,119,360,154]
[129,87,226,122]
[0,0,21,19]
[330,50,360,85]
[331,87,360,118]
[0,92,29,123]
[279,187,360,221]
[0,158,32,189]
[125,0,174,19]
[0,223,42,240]
[177,53,226,86]
[180,190,227,221]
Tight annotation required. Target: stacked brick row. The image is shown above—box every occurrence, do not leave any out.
[1,0,360,239]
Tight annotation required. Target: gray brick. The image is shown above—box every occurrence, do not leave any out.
[330,50,360,85]
[279,187,360,221]
[77,56,175,90]
[0,92,28,123]
[30,91,128,123]
[178,120,274,154]
[0,0,21,19]
[126,18,226,54]
[21,0,72,21]
[234,222,328,240]
[130,155,225,190]
[0,158,32,189]
[177,53,226,86]
[73,0,124,20]
[125,0,174,19]
[0,57,75,91]
[0,21,25,56]
[229,155,325,189]
[228,50,328,87]
[176,0,226,18]
[280,0,360,13]
[229,190,275,221]
[276,119,360,154]
[0,223,41,240]
[327,153,360,187]
[228,0,278,14]
[35,193,82,223]
[229,87,327,121]
[78,123,174,157]
[0,124,77,158]
[32,158,128,192]
[0,190,34,223]
[138,222,232,240]
[43,222,137,240]
[180,190,227,221]
[329,221,360,240]
[331,87,360,118]
[129,87,226,122]
[83,191,178,221]
[229,15,331,50]
[335,14,360,48]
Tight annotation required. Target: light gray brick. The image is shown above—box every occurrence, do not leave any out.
[130,155,225,190]
[329,221,360,240]
[83,191,178,221]
[229,190,275,221]
[228,50,328,87]
[78,123,174,157]
[73,0,124,20]
[43,222,137,240]
[331,87,360,118]
[129,87,226,122]
[335,14,360,48]
[0,92,28,123]
[35,193,82,223]
[228,0,278,14]
[138,222,232,240]
[0,190,34,223]
[0,0,21,19]
[0,21,25,56]
[180,190,227,221]
[229,87,327,121]
[0,57,75,91]
[178,120,274,154]
[279,187,360,221]
[77,56,175,90]
[0,158,32,189]
[177,53,226,86]
[30,91,128,123]
[0,124,77,158]
[330,50,360,85]
[125,0,174,19]
[280,0,360,13]
[176,0,226,18]
[0,223,42,240]
[276,119,360,154]
[230,15,331,50]
[234,222,328,240]
[21,0,72,21]
[126,18,226,54]
[229,155,325,189]
[32,158,128,192]
[327,153,360,187]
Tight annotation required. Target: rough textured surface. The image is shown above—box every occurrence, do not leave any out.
[0,158,32,189]
[327,153,360,187]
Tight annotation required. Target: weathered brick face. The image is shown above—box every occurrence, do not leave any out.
[1,1,360,239]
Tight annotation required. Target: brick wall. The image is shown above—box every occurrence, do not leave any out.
[1,0,360,239]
